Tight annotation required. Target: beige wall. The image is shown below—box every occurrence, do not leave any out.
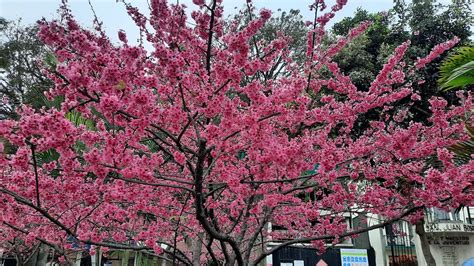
[414,233,474,266]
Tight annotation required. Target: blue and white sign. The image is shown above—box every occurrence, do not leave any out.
[340,249,369,266]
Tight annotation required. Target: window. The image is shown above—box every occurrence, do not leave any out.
[433,208,451,221]
[427,208,462,222]
[385,221,415,247]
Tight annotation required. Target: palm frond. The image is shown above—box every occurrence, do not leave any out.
[36,149,60,165]
[23,86,62,110]
[65,111,96,130]
[449,125,474,164]
[439,46,474,91]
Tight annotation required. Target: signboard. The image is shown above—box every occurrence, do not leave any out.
[427,235,470,245]
[425,223,474,233]
[441,246,458,265]
[294,260,304,266]
[340,249,369,266]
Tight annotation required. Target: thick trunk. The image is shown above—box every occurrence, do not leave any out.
[227,257,236,266]
[37,245,49,265]
[415,219,437,266]
[191,233,204,266]
[23,244,40,266]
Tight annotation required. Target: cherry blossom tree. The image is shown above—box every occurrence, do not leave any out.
[0,0,472,265]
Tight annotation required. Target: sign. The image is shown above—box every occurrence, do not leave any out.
[316,260,328,266]
[427,235,470,245]
[340,249,369,266]
[441,246,458,265]
[425,223,474,233]
[294,260,304,266]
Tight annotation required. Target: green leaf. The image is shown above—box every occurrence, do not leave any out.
[441,60,474,91]
[43,51,58,69]
[65,111,96,130]
[36,149,60,165]
[439,46,474,91]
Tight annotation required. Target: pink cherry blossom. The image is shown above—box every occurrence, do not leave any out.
[0,1,471,265]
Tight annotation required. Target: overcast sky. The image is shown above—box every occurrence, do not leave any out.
[0,0,457,45]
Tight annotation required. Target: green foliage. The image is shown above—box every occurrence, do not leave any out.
[228,7,308,82]
[22,87,63,110]
[333,8,394,55]
[134,251,152,266]
[332,34,376,89]
[449,125,474,165]
[329,0,472,137]
[43,51,58,69]
[36,149,61,178]
[259,9,307,65]
[438,46,474,164]
[0,18,52,119]
[408,0,472,50]
[439,46,474,91]
[237,150,247,160]
[121,250,131,266]
[331,8,400,91]
[332,0,472,92]
[66,111,96,130]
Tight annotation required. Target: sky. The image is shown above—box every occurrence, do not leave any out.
[0,0,458,45]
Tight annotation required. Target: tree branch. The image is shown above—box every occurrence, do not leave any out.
[193,138,244,265]
[0,187,193,264]
[222,112,281,141]
[252,206,424,264]
[2,221,64,255]
[205,0,217,75]
[27,141,41,208]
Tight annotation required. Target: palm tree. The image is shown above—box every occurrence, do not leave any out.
[439,46,474,91]
[438,45,474,164]
[414,45,474,266]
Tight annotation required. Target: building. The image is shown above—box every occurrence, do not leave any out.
[3,207,473,265]
[265,207,474,266]
[263,213,377,266]
[368,207,474,266]
[415,207,474,266]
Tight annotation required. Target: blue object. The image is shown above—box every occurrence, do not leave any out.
[462,258,474,266]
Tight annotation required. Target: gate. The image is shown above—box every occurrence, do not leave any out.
[385,222,418,266]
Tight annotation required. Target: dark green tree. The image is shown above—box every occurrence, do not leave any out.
[331,0,472,137]
[331,9,390,89]
[0,18,53,119]
[404,0,472,122]
[227,6,308,84]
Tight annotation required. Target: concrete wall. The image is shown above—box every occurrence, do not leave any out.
[414,233,474,266]
[366,214,387,266]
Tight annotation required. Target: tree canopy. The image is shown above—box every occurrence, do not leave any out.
[0,19,52,119]
[0,1,472,265]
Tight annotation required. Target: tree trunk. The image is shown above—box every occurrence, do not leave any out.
[227,256,236,266]
[415,219,437,266]
[191,233,204,266]
[25,249,38,266]
[36,244,49,266]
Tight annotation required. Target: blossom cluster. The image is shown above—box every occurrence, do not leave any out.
[0,0,471,264]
